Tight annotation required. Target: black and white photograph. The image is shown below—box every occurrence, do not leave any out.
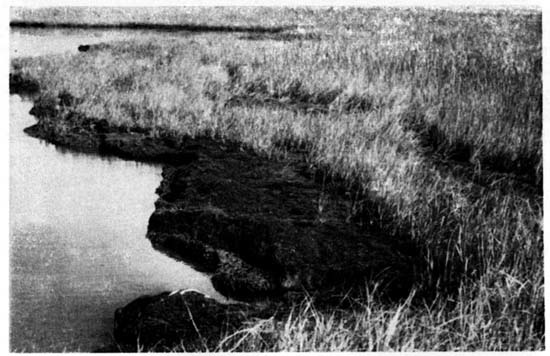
[6,1,545,352]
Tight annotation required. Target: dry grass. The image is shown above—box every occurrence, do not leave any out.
[10,6,543,351]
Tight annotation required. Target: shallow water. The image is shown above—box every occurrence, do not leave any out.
[10,29,224,352]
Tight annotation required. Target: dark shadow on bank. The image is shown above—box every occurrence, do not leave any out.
[400,105,542,200]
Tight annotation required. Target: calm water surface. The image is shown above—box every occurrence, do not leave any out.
[10,29,224,352]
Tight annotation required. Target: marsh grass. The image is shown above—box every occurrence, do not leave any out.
[217,280,543,352]
[10,6,543,351]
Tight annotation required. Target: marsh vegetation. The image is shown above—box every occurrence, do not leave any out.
[10,6,543,351]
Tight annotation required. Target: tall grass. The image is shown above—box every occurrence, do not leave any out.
[10,7,543,351]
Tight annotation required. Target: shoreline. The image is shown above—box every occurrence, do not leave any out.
[12,83,415,298]
[10,81,415,351]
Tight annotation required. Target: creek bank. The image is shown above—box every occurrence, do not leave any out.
[21,92,193,165]
[148,142,416,301]
[9,72,40,96]
[13,85,417,350]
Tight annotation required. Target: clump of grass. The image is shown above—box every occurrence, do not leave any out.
[11,6,543,351]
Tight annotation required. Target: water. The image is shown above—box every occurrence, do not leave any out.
[10,29,224,352]
[10,27,146,58]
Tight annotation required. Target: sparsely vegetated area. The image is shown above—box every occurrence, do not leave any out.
[10,6,543,351]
